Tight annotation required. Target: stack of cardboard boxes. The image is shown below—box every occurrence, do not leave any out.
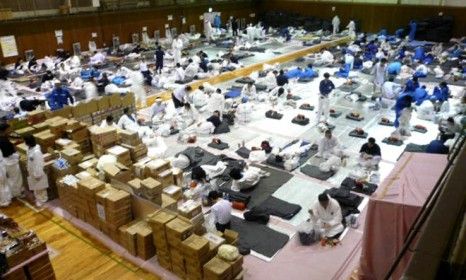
[95,186,133,242]
[119,220,156,260]
[140,177,163,204]
[166,217,194,279]
[76,177,106,228]
[178,200,205,235]
[106,145,132,166]
[63,120,90,153]
[182,234,211,280]
[147,210,177,271]
[89,126,118,157]
[118,130,148,162]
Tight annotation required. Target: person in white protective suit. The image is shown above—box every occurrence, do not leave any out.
[172,36,184,65]
[241,82,257,100]
[117,107,139,132]
[229,166,269,192]
[372,58,387,94]
[0,154,12,207]
[380,77,402,108]
[313,49,335,66]
[143,133,168,159]
[309,193,344,239]
[346,19,356,38]
[24,135,49,207]
[332,15,340,35]
[100,115,118,128]
[192,86,208,110]
[185,59,199,80]
[83,78,98,101]
[204,20,214,41]
[126,69,147,107]
[317,130,347,159]
[207,89,225,115]
[177,103,201,129]
[150,98,167,125]
[0,123,23,198]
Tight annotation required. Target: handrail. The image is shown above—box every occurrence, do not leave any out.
[384,133,466,279]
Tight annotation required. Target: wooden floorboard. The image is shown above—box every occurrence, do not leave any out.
[1,200,160,280]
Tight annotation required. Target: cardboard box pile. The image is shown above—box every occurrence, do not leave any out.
[89,126,118,156]
[166,217,194,279]
[33,130,58,153]
[161,194,177,212]
[76,177,106,228]
[203,257,233,280]
[163,185,182,201]
[177,200,205,235]
[140,177,163,204]
[106,145,132,166]
[121,143,148,162]
[145,159,171,179]
[27,109,46,124]
[47,116,68,136]
[64,121,90,153]
[127,178,143,196]
[56,178,80,217]
[96,186,133,241]
[120,220,155,260]
[103,162,132,183]
[147,210,177,271]
[118,129,140,146]
[171,167,184,187]
[157,169,174,188]
[61,148,83,165]
[182,234,210,280]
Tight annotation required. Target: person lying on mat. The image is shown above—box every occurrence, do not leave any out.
[208,190,232,233]
[309,193,344,239]
[358,137,382,170]
[229,166,270,192]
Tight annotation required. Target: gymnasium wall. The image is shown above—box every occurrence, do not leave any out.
[0,1,255,63]
[258,0,466,38]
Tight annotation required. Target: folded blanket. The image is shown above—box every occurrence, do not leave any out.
[340,177,377,195]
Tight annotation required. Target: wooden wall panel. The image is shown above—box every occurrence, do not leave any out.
[259,0,465,38]
[0,1,255,63]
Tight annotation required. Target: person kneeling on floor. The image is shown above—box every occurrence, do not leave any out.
[358,137,381,170]
[209,190,232,233]
[309,193,344,239]
[229,166,269,192]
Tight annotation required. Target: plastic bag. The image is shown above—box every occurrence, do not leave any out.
[218,244,240,261]
[297,221,320,246]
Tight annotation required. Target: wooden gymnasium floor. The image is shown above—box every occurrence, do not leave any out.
[2,200,160,280]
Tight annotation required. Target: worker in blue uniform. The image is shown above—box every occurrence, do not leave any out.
[47,82,74,111]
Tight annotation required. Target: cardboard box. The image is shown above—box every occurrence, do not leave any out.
[61,148,83,165]
[121,92,135,107]
[127,178,143,196]
[118,129,140,146]
[32,122,49,133]
[140,177,163,201]
[97,96,110,111]
[48,117,68,135]
[145,159,170,178]
[166,218,193,247]
[161,194,177,212]
[89,126,118,147]
[109,93,122,108]
[15,126,35,137]
[171,168,183,186]
[77,177,105,195]
[27,109,46,124]
[103,162,132,183]
[203,257,232,280]
[203,233,226,259]
[163,185,182,201]
[106,145,132,166]
[223,230,239,246]
[157,169,174,188]
[222,255,243,277]
[68,127,89,142]
[178,200,202,219]
[182,234,209,259]
[78,157,98,171]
